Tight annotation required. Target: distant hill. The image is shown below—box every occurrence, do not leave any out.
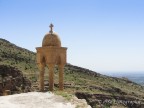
[0,38,144,108]
[109,73,144,86]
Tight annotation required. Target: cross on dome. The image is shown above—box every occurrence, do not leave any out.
[49,23,54,34]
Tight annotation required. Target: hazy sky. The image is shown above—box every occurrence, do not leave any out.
[0,0,144,74]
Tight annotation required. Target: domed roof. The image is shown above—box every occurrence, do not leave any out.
[42,32,61,47]
[42,24,61,47]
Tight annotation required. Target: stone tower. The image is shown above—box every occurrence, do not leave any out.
[36,24,67,91]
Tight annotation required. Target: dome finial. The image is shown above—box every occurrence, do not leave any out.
[49,23,54,34]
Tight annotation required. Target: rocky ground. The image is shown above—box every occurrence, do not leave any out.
[76,92,144,108]
[0,65,31,96]
[0,92,91,108]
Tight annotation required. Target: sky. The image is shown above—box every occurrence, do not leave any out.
[0,0,144,74]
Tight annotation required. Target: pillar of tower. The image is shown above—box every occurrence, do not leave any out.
[38,63,45,91]
[48,64,54,91]
[58,64,64,90]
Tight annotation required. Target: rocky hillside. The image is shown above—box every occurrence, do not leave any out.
[0,38,144,108]
[0,38,37,76]
[0,65,31,96]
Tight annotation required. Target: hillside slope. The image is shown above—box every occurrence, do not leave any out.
[0,38,144,108]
